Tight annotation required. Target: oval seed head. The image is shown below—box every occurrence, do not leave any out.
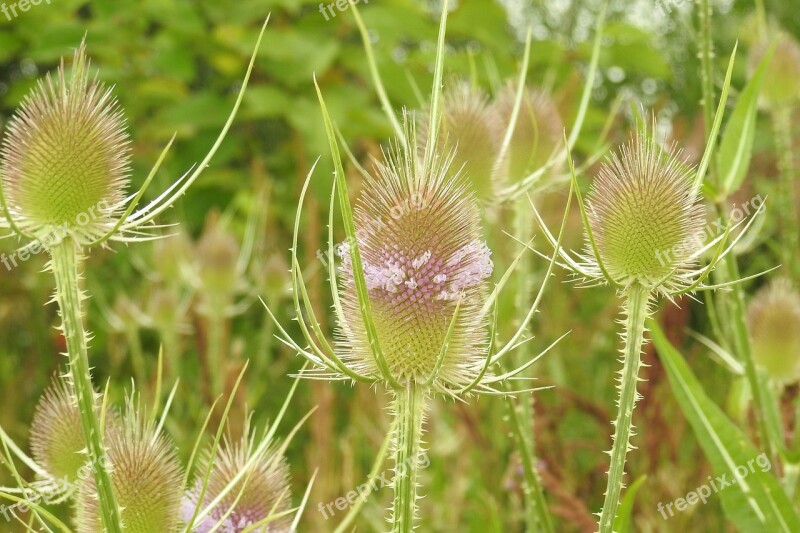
[30,377,85,484]
[0,42,130,240]
[75,411,183,533]
[492,84,563,184]
[337,137,494,388]
[419,82,503,201]
[747,279,800,384]
[195,213,240,296]
[184,426,292,532]
[585,132,705,290]
[749,32,800,111]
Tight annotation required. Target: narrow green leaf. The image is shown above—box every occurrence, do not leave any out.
[718,42,775,196]
[650,322,800,532]
[614,475,647,533]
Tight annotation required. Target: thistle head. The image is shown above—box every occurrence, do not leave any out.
[419,82,502,201]
[184,422,292,532]
[337,134,494,389]
[749,32,800,111]
[492,84,563,184]
[29,377,85,484]
[585,131,705,291]
[747,279,800,384]
[0,42,130,241]
[195,212,240,297]
[75,409,183,533]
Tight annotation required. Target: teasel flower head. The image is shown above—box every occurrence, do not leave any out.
[336,134,494,388]
[492,84,563,185]
[195,212,241,297]
[747,279,800,384]
[418,81,503,202]
[0,42,129,242]
[183,420,292,532]
[530,125,768,300]
[0,31,264,250]
[75,407,183,533]
[267,112,568,397]
[29,376,88,486]
[748,32,800,111]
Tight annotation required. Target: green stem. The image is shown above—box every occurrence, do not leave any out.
[506,197,553,532]
[699,0,718,186]
[50,240,122,532]
[598,284,650,533]
[391,382,427,533]
[725,256,776,463]
[772,110,799,280]
[206,303,226,398]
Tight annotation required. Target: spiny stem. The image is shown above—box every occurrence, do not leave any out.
[392,382,427,533]
[598,283,650,533]
[505,196,552,533]
[50,240,122,532]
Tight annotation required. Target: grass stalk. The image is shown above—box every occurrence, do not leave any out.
[50,239,122,532]
[391,382,427,533]
[598,283,650,532]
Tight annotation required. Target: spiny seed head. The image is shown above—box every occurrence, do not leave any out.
[75,410,183,533]
[195,212,240,296]
[747,279,800,384]
[586,132,704,289]
[337,135,494,388]
[29,377,85,484]
[184,425,292,532]
[749,32,800,111]
[419,82,503,201]
[0,42,130,239]
[492,84,563,184]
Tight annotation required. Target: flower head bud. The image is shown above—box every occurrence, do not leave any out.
[0,42,130,239]
[747,279,800,384]
[419,82,503,201]
[492,84,563,184]
[749,32,800,111]
[30,377,85,484]
[586,132,704,289]
[184,425,292,532]
[75,410,183,533]
[337,137,494,387]
[195,212,240,296]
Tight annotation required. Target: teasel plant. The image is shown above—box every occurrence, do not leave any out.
[529,108,774,530]
[188,207,263,400]
[261,3,574,531]
[748,30,800,280]
[347,0,610,526]
[0,20,268,531]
